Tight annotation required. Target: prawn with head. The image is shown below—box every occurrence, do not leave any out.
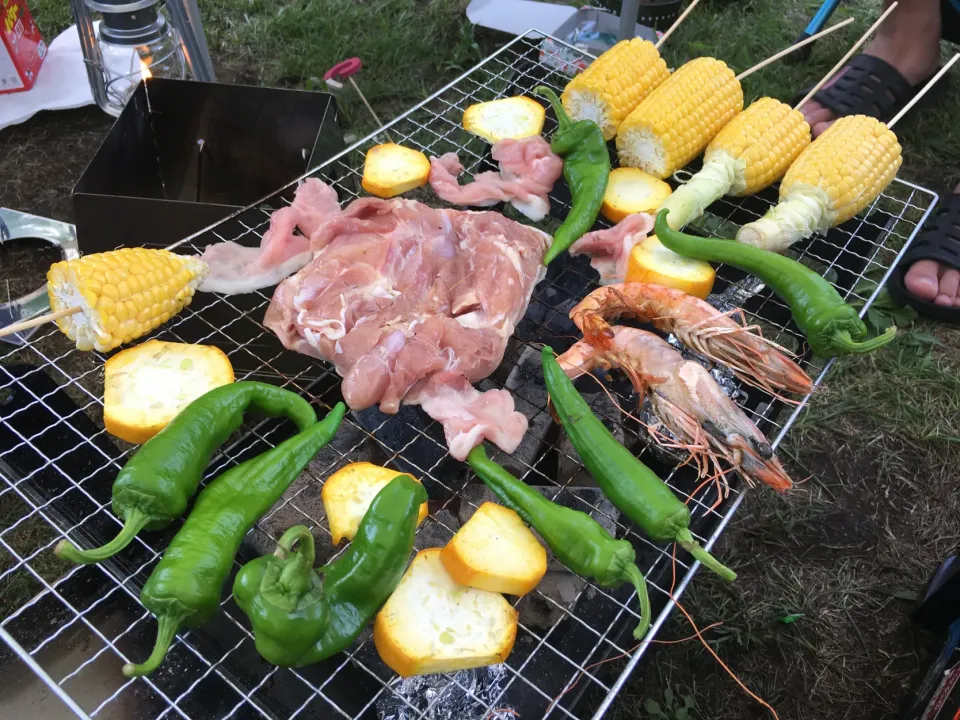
[557,325,793,492]
[570,282,813,399]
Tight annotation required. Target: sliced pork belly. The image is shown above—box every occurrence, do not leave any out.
[264,194,550,457]
[198,179,341,295]
[568,213,655,283]
[428,136,562,221]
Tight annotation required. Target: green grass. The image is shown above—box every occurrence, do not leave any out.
[17,0,960,717]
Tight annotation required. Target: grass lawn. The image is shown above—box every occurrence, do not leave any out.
[2,0,959,718]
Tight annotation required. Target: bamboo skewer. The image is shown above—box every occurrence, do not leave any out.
[794,1,899,110]
[655,0,701,50]
[736,17,856,81]
[0,306,81,338]
[888,53,960,128]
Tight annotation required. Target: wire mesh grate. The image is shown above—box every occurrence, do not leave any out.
[0,29,938,720]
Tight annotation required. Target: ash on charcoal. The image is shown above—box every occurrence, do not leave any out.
[489,345,554,477]
[414,509,459,551]
[353,405,448,477]
[556,383,625,485]
[519,562,587,631]
[377,664,513,720]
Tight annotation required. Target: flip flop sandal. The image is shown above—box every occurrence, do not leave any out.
[887,193,960,324]
[793,55,943,122]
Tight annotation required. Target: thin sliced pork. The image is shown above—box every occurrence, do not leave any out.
[264,192,551,459]
[568,213,654,283]
[428,136,562,221]
[198,178,341,295]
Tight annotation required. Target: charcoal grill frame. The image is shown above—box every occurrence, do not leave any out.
[0,29,939,720]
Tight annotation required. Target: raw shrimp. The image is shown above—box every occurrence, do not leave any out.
[557,326,793,492]
[570,282,812,397]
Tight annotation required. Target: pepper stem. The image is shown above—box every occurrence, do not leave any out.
[122,611,186,677]
[532,86,573,131]
[676,529,737,582]
[54,509,150,564]
[623,563,652,640]
[275,525,316,564]
[829,327,897,354]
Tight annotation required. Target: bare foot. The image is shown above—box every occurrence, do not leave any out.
[799,0,942,136]
[903,185,960,307]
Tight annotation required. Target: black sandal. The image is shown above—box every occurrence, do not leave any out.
[794,54,943,122]
[887,193,960,323]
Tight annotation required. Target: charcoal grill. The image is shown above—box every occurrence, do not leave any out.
[0,29,938,720]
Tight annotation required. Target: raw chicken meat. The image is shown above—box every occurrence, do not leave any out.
[428,136,562,221]
[198,178,341,295]
[568,213,654,283]
[264,193,551,459]
[406,373,528,459]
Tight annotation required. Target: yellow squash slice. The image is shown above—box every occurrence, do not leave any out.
[104,340,234,444]
[440,502,546,597]
[601,167,673,223]
[374,548,518,677]
[322,462,429,544]
[362,143,431,198]
[462,96,546,143]
[625,235,716,299]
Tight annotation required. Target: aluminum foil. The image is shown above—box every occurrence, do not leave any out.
[377,665,515,720]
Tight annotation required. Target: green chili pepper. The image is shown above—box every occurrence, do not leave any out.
[122,402,345,678]
[541,347,736,582]
[533,86,609,266]
[654,209,896,358]
[292,474,426,666]
[232,526,329,667]
[466,444,651,639]
[56,382,318,565]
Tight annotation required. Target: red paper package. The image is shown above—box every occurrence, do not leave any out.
[0,0,45,94]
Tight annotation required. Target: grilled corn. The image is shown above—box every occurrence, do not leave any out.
[616,57,743,179]
[561,38,670,141]
[659,98,811,229]
[737,115,902,251]
[47,248,208,352]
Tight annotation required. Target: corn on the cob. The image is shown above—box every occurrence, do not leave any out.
[659,98,811,229]
[737,115,902,251]
[561,38,669,141]
[47,248,208,352]
[616,57,743,179]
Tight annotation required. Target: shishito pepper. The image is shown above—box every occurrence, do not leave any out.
[654,209,896,358]
[541,347,736,582]
[533,86,610,266]
[56,382,317,565]
[234,474,426,667]
[123,402,345,677]
[232,526,329,666]
[467,444,651,639]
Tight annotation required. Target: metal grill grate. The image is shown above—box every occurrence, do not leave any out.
[0,30,938,720]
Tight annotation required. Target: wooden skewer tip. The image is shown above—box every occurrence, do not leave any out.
[735,17,856,81]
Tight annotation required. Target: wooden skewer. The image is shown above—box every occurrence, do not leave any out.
[888,53,960,128]
[735,17,856,81]
[0,306,81,339]
[655,0,701,50]
[794,1,898,110]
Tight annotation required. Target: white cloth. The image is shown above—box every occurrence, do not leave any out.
[0,23,105,131]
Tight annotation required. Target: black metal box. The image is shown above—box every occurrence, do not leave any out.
[73,78,344,253]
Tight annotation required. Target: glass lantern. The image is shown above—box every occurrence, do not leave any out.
[71,0,215,117]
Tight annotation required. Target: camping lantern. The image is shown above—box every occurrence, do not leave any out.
[70,0,217,116]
